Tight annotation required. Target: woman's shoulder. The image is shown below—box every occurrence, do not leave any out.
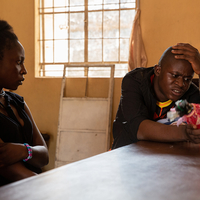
[5,91,24,107]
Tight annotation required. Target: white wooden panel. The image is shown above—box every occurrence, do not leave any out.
[56,130,106,162]
[60,98,108,130]
[55,64,115,168]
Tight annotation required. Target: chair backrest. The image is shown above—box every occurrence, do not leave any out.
[55,64,115,168]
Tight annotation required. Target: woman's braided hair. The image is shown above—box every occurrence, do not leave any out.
[0,20,18,60]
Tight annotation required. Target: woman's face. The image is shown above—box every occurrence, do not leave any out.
[0,41,27,90]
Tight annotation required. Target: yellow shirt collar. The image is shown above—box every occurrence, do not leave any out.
[156,99,173,108]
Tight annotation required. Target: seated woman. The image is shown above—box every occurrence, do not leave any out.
[0,20,49,186]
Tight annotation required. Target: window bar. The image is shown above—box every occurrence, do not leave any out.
[42,0,45,76]
[84,0,89,79]
[118,0,120,62]
[68,0,71,75]
[53,0,55,63]
[84,0,89,96]
[40,7,134,15]
[65,1,68,67]
[40,65,43,77]
[102,0,104,63]
[39,2,42,76]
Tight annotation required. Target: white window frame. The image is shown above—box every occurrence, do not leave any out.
[36,0,137,78]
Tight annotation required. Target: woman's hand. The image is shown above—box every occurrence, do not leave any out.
[0,138,37,183]
[0,143,27,167]
[172,43,200,75]
[0,162,37,182]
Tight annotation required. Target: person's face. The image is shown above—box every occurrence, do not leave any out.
[154,59,194,102]
[0,41,27,90]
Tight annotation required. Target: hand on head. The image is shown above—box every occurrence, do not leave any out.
[172,43,200,75]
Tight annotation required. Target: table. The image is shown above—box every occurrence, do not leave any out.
[1,141,200,200]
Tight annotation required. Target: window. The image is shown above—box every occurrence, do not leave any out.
[38,0,136,77]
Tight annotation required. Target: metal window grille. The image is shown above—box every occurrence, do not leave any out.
[38,0,136,77]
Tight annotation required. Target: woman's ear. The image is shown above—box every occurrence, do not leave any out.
[154,65,161,76]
